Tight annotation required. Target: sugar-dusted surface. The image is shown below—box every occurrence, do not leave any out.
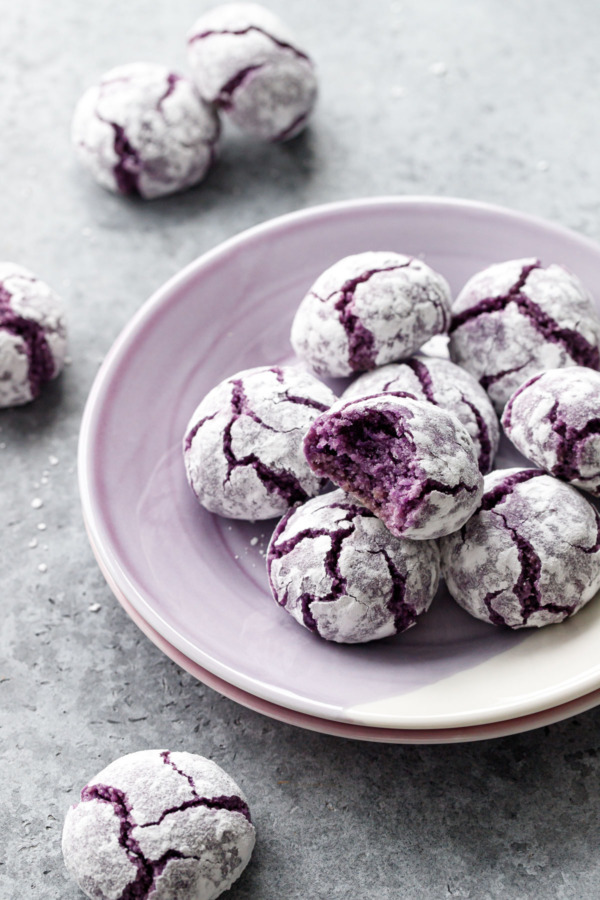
[0,263,67,407]
[62,749,255,900]
[267,489,440,642]
[304,394,483,539]
[342,356,500,473]
[8,1,600,899]
[449,258,600,412]
[502,366,600,495]
[291,252,451,377]
[187,3,317,142]
[440,469,600,628]
[184,365,336,519]
[72,63,219,199]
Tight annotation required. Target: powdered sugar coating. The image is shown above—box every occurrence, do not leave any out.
[440,468,600,629]
[342,356,499,473]
[184,365,337,520]
[187,3,317,141]
[267,489,440,642]
[502,366,600,496]
[449,258,600,413]
[303,394,483,539]
[62,749,255,900]
[291,252,452,378]
[0,262,67,407]
[72,63,220,199]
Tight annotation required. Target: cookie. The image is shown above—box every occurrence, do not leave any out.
[502,366,600,496]
[342,355,499,473]
[440,468,600,628]
[449,258,600,412]
[184,365,337,520]
[0,262,67,406]
[62,749,255,900]
[72,62,219,198]
[303,393,483,539]
[291,252,452,378]
[267,488,440,642]
[187,3,317,141]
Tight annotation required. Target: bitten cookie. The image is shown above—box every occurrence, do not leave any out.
[184,365,337,520]
[187,3,317,141]
[72,62,219,198]
[0,262,67,407]
[440,468,600,628]
[267,489,440,642]
[449,258,600,412]
[342,356,499,473]
[303,394,483,539]
[291,252,452,377]
[62,749,255,900]
[502,366,600,496]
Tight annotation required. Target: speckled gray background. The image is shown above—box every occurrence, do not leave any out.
[3,1,600,897]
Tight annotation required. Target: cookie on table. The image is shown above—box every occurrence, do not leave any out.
[342,355,499,473]
[449,258,600,412]
[267,488,440,643]
[303,393,483,540]
[184,365,337,520]
[440,468,600,628]
[502,366,600,496]
[62,749,255,900]
[0,262,67,407]
[291,252,452,377]
[72,62,220,199]
[187,3,317,141]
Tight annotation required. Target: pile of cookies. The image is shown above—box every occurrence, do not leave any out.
[184,251,600,642]
[71,3,318,199]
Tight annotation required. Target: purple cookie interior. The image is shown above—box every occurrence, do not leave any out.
[304,395,450,535]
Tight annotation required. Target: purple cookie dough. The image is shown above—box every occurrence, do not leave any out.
[62,749,255,900]
[0,262,67,407]
[291,252,452,378]
[184,365,337,520]
[303,394,483,540]
[502,366,600,496]
[449,258,600,413]
[187,3,317,141]
[440,468,600,629]
[342,356,500,473]
[72,63,220,199]
[267,489,440,643]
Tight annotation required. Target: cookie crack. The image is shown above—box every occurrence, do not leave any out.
[546,399,600,482]
[459,392,493,473]
[479,469,543,512]
[80,783,201,899]
[0,282,56,399]
[188,25,311,62]
[450,261,599,368]
[374,547,417,633]
[403,358,436,404]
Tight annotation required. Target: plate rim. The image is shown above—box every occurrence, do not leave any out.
[79,194,600,730]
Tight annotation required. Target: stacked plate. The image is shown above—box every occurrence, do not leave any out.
[79,197,600,744]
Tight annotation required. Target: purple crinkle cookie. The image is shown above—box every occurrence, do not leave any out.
[62,749,255,900]
[72,62,220,199]
[183,365,337,520]
[0,262,67,407]
[303,393,483,540]
[440,467,600,629]
[291,252,452,378]
[267,488,440,643]
[449,257,600,413]
[502,366,600,496]
[187,3,317,142]
[342,356,500,474]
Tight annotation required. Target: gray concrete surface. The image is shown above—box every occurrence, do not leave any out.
[3,0,600,897]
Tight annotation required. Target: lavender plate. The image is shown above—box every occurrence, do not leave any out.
[79,196,600,734]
